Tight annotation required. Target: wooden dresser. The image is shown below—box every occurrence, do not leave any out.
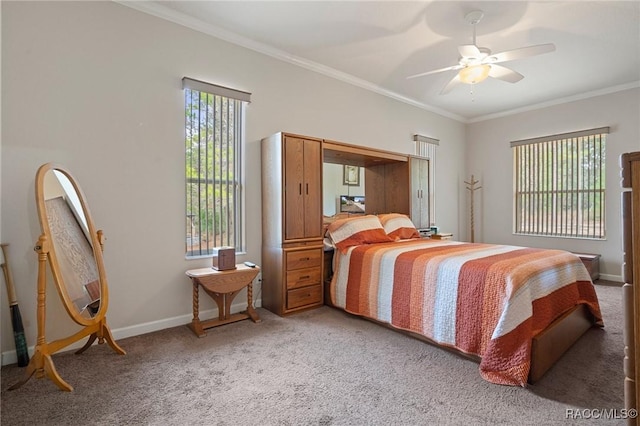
[622,151,640,425]
[261,133,324,315]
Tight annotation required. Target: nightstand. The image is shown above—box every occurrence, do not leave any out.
[431,233,453,240]
[186,264,261,337]
[572,253,601,281]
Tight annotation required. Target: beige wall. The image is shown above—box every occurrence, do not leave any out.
[466,88,640,280]
[4,1,636,365]
[0,2,466,362]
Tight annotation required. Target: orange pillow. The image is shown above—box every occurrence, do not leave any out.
[378,213,420,240]
[327,215,393,252]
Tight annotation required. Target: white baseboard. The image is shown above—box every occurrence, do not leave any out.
[599,273,623,283]
[1,298,262,367]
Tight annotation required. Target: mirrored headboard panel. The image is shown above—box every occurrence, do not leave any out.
[322,163,365,216]
[322,140,410,218]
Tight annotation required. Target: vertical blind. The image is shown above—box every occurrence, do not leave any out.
[414,134,439,226]
[183,77,251,256]
[511,127,608,239]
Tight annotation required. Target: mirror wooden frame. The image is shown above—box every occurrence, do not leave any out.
[10,163,125,391]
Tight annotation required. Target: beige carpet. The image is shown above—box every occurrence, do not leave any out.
[1,282,624,425]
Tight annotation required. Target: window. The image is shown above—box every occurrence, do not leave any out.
[183,77,251,257]
[414,134,438,226]
[512,127,608,239]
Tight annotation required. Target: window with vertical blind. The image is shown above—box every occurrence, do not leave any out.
[414,134,439,226]
[512,127,608,239]
[183,77,251,257]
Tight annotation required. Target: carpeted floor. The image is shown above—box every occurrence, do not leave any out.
[0,282,625,425]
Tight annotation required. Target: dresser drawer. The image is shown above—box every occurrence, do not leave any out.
[286,248,322,270]
[287,285,322,310]
[286,267,321,290]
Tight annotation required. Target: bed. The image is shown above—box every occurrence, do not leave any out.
[324,214,603,386]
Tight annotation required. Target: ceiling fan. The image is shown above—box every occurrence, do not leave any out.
[407,10,556,94]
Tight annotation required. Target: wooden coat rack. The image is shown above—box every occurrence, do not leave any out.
[465,175,482,243]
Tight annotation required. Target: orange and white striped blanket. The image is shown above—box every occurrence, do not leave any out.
[329,239,603,386]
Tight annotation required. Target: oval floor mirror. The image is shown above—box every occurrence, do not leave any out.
[10,163,125,392]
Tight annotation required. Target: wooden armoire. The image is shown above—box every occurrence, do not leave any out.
[623,151,640,424]
[261,132,427,316]
[261,133,325,315]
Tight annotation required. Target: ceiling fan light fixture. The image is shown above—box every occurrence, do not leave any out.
[459,64,491,84]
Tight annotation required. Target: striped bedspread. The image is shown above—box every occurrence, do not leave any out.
[329,239,603,386]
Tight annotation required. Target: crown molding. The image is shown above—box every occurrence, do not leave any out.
[116,1,640,126]
[467,81,640,123]
[115,1,466,123]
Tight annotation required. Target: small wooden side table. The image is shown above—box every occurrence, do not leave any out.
[186,264,261,337]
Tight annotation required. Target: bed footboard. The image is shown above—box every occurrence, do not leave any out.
[529,303,594,383]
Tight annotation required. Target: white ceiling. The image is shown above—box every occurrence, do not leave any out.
[125,1,640,122]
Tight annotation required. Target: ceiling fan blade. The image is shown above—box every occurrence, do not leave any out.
[440,74,462,95]
[488,64,524,83]
[459,44,482,59]
[406,64,463,80]
[487,43,556,64]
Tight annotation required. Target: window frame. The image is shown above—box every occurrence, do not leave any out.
[511,127,608,240]
[183,77,250,258]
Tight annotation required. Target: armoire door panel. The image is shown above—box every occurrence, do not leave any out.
[284,136,306,240]
[303,139,322,238]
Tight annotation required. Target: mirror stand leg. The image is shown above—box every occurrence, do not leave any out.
[75,334,98,355]
[42,353,73,391]
[74,321,126,356]
[100,320,126,355]
[7,354,37,391]
[8,346,72,392]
